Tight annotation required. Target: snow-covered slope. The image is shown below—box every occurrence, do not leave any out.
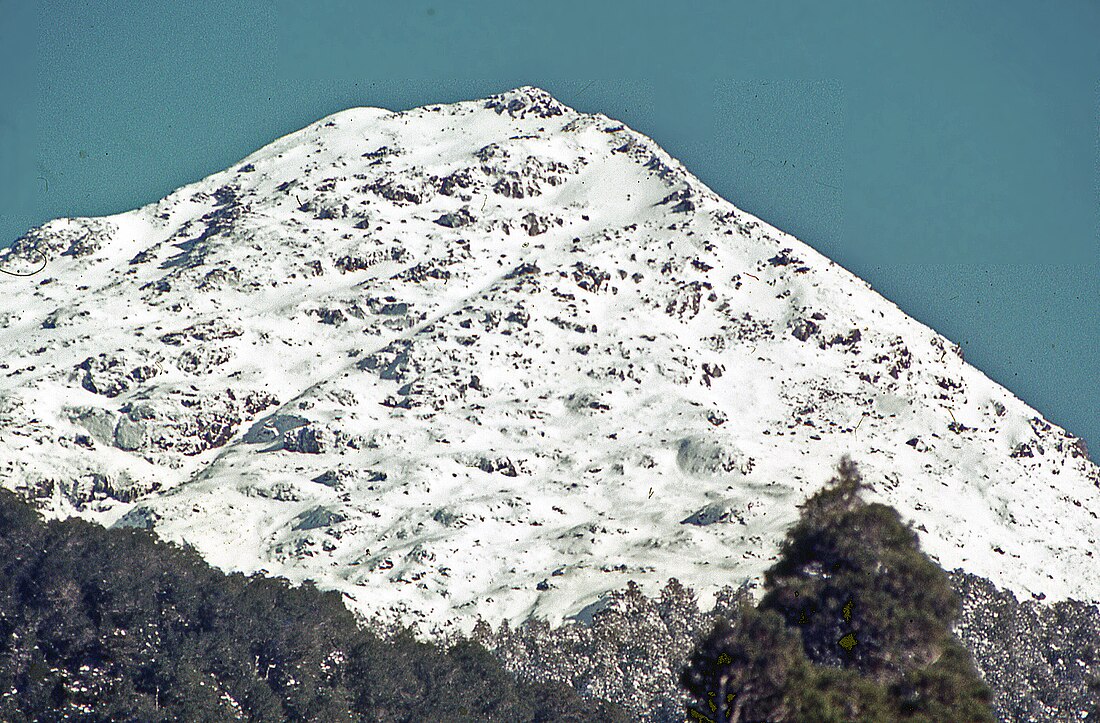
[1,86,1097,634]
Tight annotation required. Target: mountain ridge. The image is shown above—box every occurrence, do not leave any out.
[1,85,1096,635]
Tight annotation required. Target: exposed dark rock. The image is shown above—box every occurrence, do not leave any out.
[108,389,273,457]
[365,179,424,205]
[471,456,518,476]
[475,143,508,163]
[437,168,478,195]
[128,247,157,265]
[292,505,347,531]
[113,505,161,530]
[504,262,540,280]
[39,308,83,330]
[159,319,243,346]
[312,469,355,487]
[392,261,452,283]
[1012,443,1036,459]
[494,175,541,199]
[680,502,741,526]
[313,308,347,326]
[240,390,279,416]
[664,280,710,319]
[432,508,467,527]
[549,316,596,334]
[75,354,160,398]
[376,302,408,316]
[334,246,409,273]
[571,261,611,292]
[521,212,549,236]
[198,267,242,290]
[361,145,401,161]
[819,328,862,351]
[657,187,695,213]
[483,87,566,119]
[433,207,476,228]
[767,248,802,267]
[284,425,328,454]
[872,338,913,379]
[505,308,530,327]
[790,318,820,342]
[357,343,405,377]
[176,346,233,374]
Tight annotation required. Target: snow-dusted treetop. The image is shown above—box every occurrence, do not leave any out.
[1,86,1096,635]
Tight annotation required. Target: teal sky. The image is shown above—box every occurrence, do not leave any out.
[1,1,1097,460]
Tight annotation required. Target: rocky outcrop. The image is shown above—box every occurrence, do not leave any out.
[111,388,278,457]
[434,207,476,228]
[4,218,117,261]
[74,353,161,398]
[483,86,567,119]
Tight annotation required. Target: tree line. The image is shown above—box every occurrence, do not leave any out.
[0,457,998,720]
[0,487,627,721]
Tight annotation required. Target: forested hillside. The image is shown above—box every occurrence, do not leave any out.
[0,488,626,721]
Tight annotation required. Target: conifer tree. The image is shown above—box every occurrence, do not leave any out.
[758,457,961,684]
[681,458,995,721]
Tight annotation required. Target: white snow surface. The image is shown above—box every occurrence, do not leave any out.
[1,86,1097,636]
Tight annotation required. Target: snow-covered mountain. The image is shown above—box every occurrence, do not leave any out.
[1,86,1097,635]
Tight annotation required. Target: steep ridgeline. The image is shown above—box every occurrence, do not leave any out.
[0,86,1096,635]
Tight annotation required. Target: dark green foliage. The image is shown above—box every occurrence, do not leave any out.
[525,678,634,723]
[786,665,894,722]
[0,488,623,721]
[681,458,995,722]
[759,457,960,684]
[889,638,994,722]
[681,603,810,722]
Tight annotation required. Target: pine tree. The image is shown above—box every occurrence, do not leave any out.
[681,458,995,721]
[758,457,960,684]
[758,458,993,719]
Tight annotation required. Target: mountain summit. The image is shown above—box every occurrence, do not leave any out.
[1,86,1097,633]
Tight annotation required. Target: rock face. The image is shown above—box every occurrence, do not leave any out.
[0,86,1097,649]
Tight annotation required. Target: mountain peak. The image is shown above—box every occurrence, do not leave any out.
[1,90,1097,636]
[482,85,574,119]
